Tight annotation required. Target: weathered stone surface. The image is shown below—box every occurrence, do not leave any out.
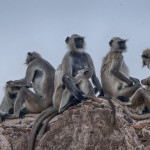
[0,98,150,150]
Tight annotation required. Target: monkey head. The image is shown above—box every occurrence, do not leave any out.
[77,66,93,79]
[5,84,20,99]
[65,34,85,52]
[109,37,127,53]
[25,52,41,65]
[142,49,150,69]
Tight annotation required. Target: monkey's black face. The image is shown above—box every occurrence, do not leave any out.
[26,52,34,64]
[118,41,126,50]
[142,55,149,59]
[74,38,84,49]
[142,55,150,67]
[141,50,150,68]
[109,37,127,53]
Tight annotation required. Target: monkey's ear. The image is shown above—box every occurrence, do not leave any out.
[109,39,113,47]
[65,37,70,44]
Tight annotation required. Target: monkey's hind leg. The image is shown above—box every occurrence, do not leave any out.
[124,106,150,120]
[124,88,150,120]
[140,88,150,112]
[129,88,144,108]
[118,82,141,98]
[112,97,132,106]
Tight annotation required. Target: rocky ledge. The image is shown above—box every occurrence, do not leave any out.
[0,98,150,150]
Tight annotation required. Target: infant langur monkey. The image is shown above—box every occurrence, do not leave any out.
[124,49,150,120]
[60,66,95,111]
[101,37,141,102]
[2,52,55,120]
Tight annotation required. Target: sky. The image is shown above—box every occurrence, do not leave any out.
[0,0,150,102]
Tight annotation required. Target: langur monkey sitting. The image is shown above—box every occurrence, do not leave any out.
[101,37,141,100]
[0,84,31,120]
[0,84,19,117]
[53,34,103,112]
[2,52,55,120]
[28,34,102,150]
[124,49,150,120]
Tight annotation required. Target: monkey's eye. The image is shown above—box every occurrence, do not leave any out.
[118,41,125,46]
[74,38,84,43]
[14,86,21,90]
[142,55,149,59]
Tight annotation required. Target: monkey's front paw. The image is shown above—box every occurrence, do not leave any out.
[61,84,66,89]
[134,78,140,83]
[76,91,89,101]
[135,82,142,88]
[1,114,11,122]
[19,113,25,119]
[6,81,20,88]
[62,75,67,83]
[59,101,73,113]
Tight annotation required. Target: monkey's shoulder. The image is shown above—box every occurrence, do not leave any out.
[104,52,123,63]
[109,51,123,59]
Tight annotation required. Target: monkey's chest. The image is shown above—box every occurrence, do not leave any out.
[71,59,89,76]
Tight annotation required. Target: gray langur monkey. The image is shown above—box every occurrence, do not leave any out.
[101,37,141,101]
[75,66,95,97]
[53,34,103,112]
[29,34,102,150]
[0,84,19,117]
[60,66,95,110]
[2,52,55,120]
[54,34,103,110]
[124,49,150,120]
[0,83,32,120]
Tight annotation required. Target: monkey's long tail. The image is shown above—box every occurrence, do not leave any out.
[107,98,116,125]
[98,96,116,125]
[124,106,150,120]
[37,111,59,140]
[28,107,58,150]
